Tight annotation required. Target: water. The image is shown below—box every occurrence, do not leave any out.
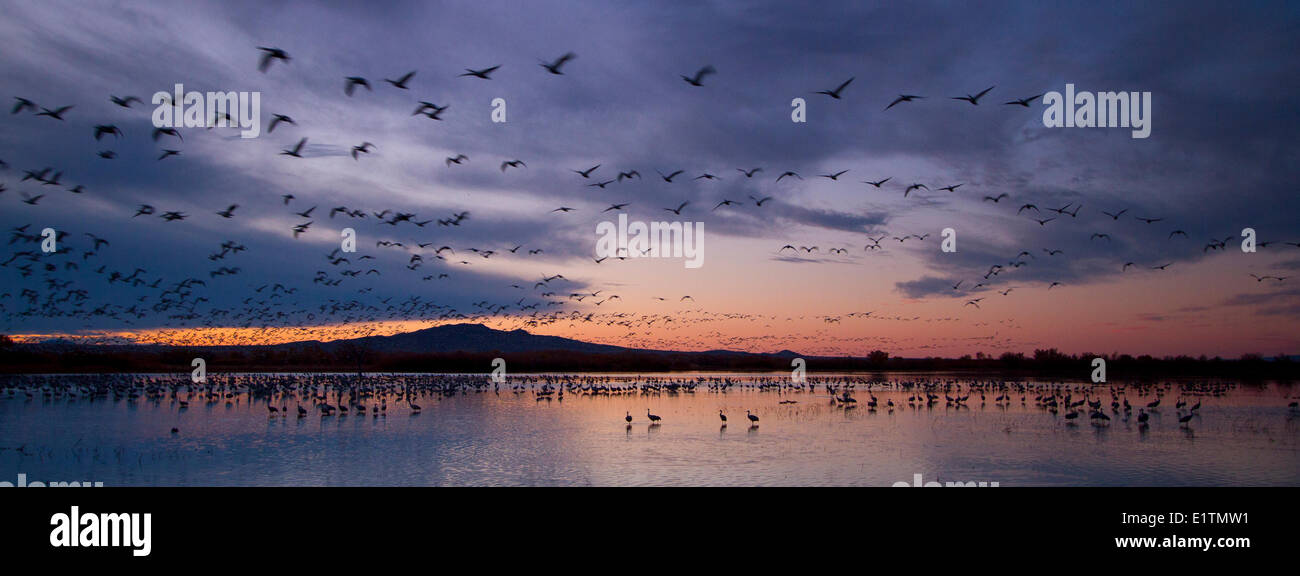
[1,373,1297,486]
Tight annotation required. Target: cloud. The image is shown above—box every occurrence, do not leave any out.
[0,0,1297,354]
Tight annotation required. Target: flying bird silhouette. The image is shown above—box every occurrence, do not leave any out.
[460,65,501,79]
[267,114,295,133]
[1003,94,1043,107]
[681,65,716,86]
[540,52,576,75]
[257,47,290,72]
[814,77,854,99]
[885,94,924,110]
[952,85,995,105]
[281,138,307,158]
[383,71,416,89]
[344,77,372,96]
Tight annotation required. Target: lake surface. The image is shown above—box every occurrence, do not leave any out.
[1,373,1297,486]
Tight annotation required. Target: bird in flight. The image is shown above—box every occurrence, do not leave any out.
[1102,208,1128,220]
[281,138,307,158]
[1136,216,1164,224]
[540,52,576,75]
[460,65,501,79]
[93,124,123,140]
[656,169,684,182]
[257,47,290,72]
[37,105,73,120]
[681,65,716,86]
[1003,93,1043,107]
[814,77,854,99]
[153,127,182,142]
[983,193,1009,203]
[952,86,995,105]
[737,167,762,178]
[863,177,891,188]
[268,114,295,133]
[820,170,849,181]
[344,77,372,96]
[414,102,448,119]
[110,95,142,108]
[500,159,526,172]
[350,142,376,160]
[1250,274,1288,283]
[574,165,600,178]
[937,184,963,192]
[383,71,416,89]
[885,94,924,110]
[664,201,689,215]
[446,154,469,166]
[12,97,38,114]
[777,171,802,182]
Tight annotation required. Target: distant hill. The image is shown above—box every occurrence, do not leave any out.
[277,323,633,355]
[6,325,1296,377]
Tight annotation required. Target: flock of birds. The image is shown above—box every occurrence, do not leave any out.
[4,373,1297,439]
[1,43,1295,357]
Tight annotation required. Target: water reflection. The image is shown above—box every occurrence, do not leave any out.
[0,372,1296,486]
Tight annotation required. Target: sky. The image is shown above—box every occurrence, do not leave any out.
[0,0,1297,358]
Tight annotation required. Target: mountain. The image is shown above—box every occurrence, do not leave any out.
[277,323,631,355]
